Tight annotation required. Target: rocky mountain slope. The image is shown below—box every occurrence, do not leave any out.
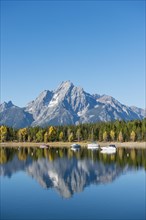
[0,81,145,128]
[0,101,34,128]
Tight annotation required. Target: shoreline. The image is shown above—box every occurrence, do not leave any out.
[0,141,145,149]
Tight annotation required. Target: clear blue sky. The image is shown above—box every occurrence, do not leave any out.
[1,0,145,108]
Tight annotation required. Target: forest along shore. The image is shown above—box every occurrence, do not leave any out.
[0,142,146,149]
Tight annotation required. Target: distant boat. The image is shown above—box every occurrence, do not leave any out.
[100,144,116,154]
[39,144,48,149]
[70,143,81,151]
[87,143,99,150]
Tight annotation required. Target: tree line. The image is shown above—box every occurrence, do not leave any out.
[0,119,146,142]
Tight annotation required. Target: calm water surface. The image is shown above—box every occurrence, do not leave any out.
[0,147,146,220]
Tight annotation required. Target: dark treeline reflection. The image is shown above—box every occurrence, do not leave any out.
[0,147,146,169]
[0,147,146,198]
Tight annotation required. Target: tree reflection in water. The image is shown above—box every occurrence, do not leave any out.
[0,147,146,198]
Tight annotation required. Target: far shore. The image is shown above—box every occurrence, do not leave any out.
[0,141,145,149]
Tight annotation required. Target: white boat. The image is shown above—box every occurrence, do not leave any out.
[87,143,99,150]
[70,143,81,150]
[40,144,48,149]
[100,144,116,154]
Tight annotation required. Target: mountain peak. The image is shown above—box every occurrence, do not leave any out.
[56,80,74,91]
[61,80,73,86]
[0,100,14,111]
[7,101,14,107]
[53,81,74,98]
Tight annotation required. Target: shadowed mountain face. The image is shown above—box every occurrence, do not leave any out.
[0,101,34,128]
[1,148,145,198]
[0,81,145,128]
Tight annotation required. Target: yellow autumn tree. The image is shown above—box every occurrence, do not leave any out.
[44,132,48,143]
[0,126,8,142]
[118,131,123,142]
[17,128,27,142]
[110,130,115,141]
[48,126,57,141]
[103,131,108,142]
[59,131,64,141]
[68,132,74,142]
[130,131,136,142]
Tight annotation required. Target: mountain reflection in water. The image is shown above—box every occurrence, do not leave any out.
[0,147,145,198]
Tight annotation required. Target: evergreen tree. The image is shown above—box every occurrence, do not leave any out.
[76,128,81,141]
[36,130,44,142]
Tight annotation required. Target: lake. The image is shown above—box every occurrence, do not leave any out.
[0,147,146,220]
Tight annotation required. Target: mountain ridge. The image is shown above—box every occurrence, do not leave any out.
[0,81,145,128]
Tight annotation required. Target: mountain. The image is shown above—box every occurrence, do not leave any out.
[129,106,145,117]
[0,101,14,112]
[30,81,97,127]
[0,81,145,128]
[0,101,34,128]
[92,95,145,122]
